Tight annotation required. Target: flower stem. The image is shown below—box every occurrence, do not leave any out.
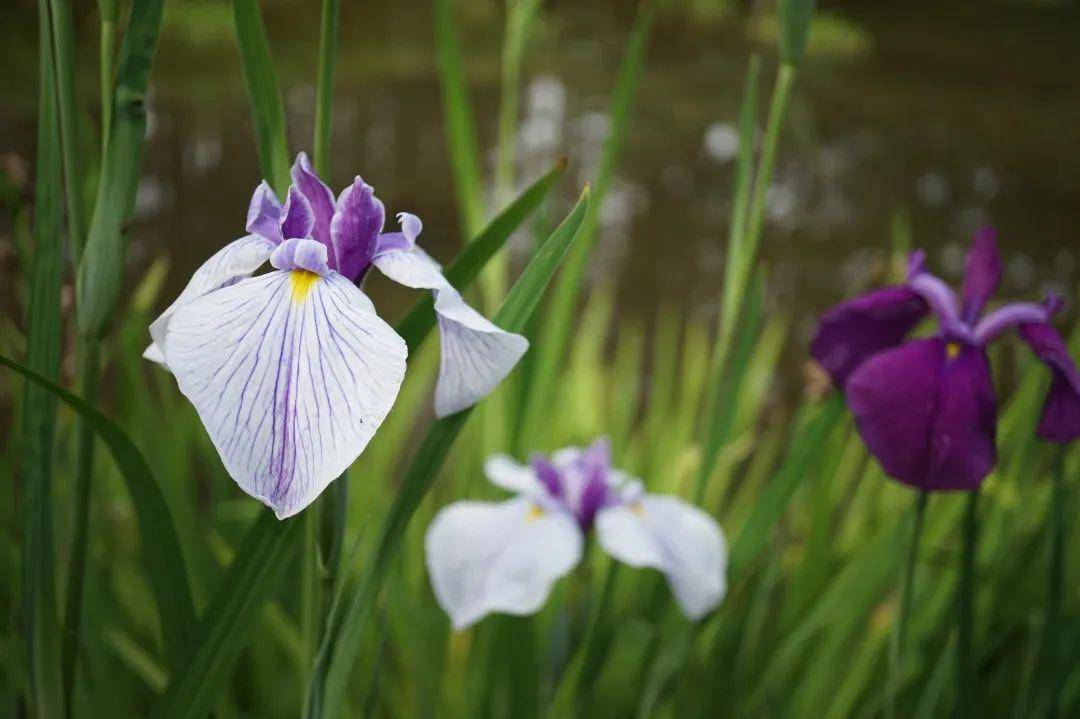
[47,0,86,261]
[956,489,979,718]
[61,337,100,711]
[1033,448,1067,715]
[98,0,118,153]
[888,490,928,718]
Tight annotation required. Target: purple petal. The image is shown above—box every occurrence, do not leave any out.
[1018,322,1080,443]
[846,338,997,491]
[246,181,283,243]
[375,213,423,256]
[961,228,1002,323]
[810,286,928,388]
[973,293,1060,346]
[269,238,330,276]
[290,152,337,262]
[330,177,385,281]
[908,270,968,340]
[279,186,315,241]
[531,456,563,499]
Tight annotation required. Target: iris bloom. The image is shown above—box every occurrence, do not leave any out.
[811,229,1080,491]
[146,153,528,518]
[424,439,726,629]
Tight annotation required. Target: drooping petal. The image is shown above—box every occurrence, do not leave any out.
[147,234,277,364]
[374,212,423,256]
[373,247,528,417]
[162,269,407,518]
[245,181,283,243]
[279,185,316,241]
[270,238,331,276]
[810,286,928,388]
[424,498,583,629]
[432,287,529,417]
[596,496,727,620]
[1018,322,1080,443]
[485,454,544,496]
[846,338,997,491]
[330,177,385,281]
[290,152,337,262]
[961,228,1002,323]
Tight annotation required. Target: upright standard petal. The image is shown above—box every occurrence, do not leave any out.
[373,246,528,417]
[147,235,277,364]
[961,228,1002,323]
[596,495,727,620]
[246,181,283,243]
[425,498,583,629]
[1018,322,1080,443]
[291,153,337,263]
[279,185,316,241]
[846,339,997,491]
[810,286,928,388]
[330,177,385,281]
[163,270,407,518]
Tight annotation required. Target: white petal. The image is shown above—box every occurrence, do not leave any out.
[373,247,528,417]
[162,270,407,519]
[433,287,529,417]
[143,342,166,366]
[148,235,276,365]
[372,245,447,290]
[484,454,543,495]
[596,496,727,620]
[424,498,582,629]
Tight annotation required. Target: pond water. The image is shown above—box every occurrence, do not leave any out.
[3,0,1078,390]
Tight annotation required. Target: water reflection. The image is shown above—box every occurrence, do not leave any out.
[1,0,1077,391]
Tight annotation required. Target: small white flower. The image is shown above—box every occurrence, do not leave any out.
[425,439,727,629]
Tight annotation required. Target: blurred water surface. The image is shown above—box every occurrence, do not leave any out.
[2,0,1078,382]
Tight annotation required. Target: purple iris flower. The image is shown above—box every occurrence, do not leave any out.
[811,229,1080,491]
[145,153,528,518]
[424,439,727,628]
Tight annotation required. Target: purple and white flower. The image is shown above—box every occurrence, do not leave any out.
[424,439,727,629]
[146,153,528,518]
[811,229,1080,491]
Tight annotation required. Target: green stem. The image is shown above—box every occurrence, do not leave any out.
[732,62,795,329]
[312,0,340,176]
[957,489,979,718]
[300,506,321,693]
[888,490,928,718]
[47,0,86,261]
[1034,449,1067,716]
[61,338,101,710]
[99,0,118,153]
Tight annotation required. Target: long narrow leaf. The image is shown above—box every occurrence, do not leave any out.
[152,511,300,719]
[76,0,166,336]
[318,187,590,719]
[22,2,65,714]
[0,354,197,664]
[233,0,291,194]
[434,0,486,240]
[518,1,652,446]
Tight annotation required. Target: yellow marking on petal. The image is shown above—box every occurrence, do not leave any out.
[946,341,961,360]
[291,270,320,303]
[630,503,645,516]
[526,504,545,522]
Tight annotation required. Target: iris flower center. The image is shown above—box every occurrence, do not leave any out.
[290,270,320,302]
